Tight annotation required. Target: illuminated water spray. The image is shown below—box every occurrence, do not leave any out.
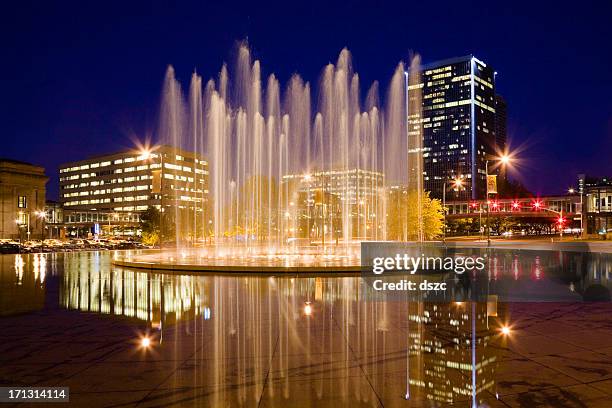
[157,43,424,259]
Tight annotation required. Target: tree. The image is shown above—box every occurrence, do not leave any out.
[139,206,175,246]
[447,218,479,236]
[387,190,444,241]
[489,216,519,236]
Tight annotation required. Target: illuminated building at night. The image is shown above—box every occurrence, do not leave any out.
[0,158,48,240]
[406,302,501,405]
[282,168,385,240]
[408,56,499,200]
[58,145,209,236]
[580,175,612,235]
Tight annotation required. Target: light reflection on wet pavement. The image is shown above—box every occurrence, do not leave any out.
[1,251,612,407]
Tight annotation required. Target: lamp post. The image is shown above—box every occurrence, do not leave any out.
[35,210,46,240]
[569,187,584,238]
[26,212,31,241]
[485,154,512,245]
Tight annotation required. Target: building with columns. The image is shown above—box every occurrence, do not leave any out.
[0,158,48,240]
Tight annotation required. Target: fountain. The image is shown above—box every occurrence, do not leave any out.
[115,43,424,272]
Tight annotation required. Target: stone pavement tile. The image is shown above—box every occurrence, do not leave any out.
[105,337,202,363]
[518,320,587,336]
[598,346,612,357]
[269,334,349,358]
[505,334,584,358]
[533,350,612,383]
[500,384,611,408]
[487,345,527,362]
[267,354,363,383]
[67,390,150,408]
[0,341,60,364]
[370,366,464,408]
[2,340,127,365]
[589,378,612,396]
[61,360,181,393]
[0,362,91,387]
[541,329,612,350]
[495,359,578,396]
[560,315,612,331]
[358,349,408,377]
[137,384,263,408]
[158,356,271,389]
[259,374,381,408]
[347,329,412,357]
[449,390,512,408]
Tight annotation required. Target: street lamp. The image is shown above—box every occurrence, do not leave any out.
[35,211,46,240]
[442,177,464,243]
[568,187,584,237]
[485,154,514,245]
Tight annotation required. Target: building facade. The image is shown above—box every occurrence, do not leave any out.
[44,200,65,239]
[409,56,498,200]
[0,159,48,240]
[59,145,209,237]
[494,95,507,154]
[581,175,612,235]
[282,168,385,240]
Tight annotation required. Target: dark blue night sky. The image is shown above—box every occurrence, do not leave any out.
[2,0,610,199]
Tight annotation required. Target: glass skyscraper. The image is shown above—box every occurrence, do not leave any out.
[409,56,498,200]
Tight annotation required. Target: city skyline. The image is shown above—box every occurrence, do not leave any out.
[2,2,611,200]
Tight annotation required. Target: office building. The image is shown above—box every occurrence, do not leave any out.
[44,200,65,239]
[494,95,507,154]
[59,145,209,237]
[282,168,385,240]
[580,175,612,235]
[408,55,498,200]
[0,158,48,240]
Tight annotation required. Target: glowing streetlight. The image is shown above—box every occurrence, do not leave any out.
[484,153,515,245]
[452,178,463,189]
[500,326,511,336]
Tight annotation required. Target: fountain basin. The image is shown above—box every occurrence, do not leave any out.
[112,247,362,273]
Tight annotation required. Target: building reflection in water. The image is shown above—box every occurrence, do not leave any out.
[59,254,509,406]
[2,249,610,405]
[61,258,211,326]
[0,253,48,315]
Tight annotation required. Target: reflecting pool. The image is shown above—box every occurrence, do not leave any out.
[1,251,612,407]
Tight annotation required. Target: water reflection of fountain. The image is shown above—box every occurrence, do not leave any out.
[156,43,423,264]
[58,259,507,405]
